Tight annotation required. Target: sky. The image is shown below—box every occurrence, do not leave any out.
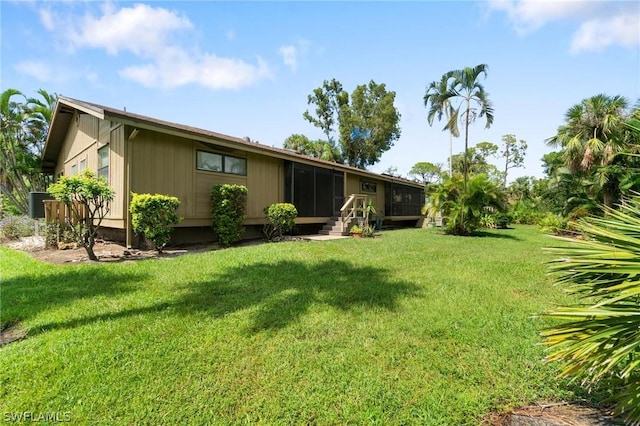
[2,0,639,182]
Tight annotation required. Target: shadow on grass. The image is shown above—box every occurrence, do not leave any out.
[34,259,421,335]
[180,259,421,333]
[1,267,148,329]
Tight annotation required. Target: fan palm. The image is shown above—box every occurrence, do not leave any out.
[542,196,640,422]
[547,94,630,207]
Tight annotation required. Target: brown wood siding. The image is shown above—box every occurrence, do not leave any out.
[130,129,195,219]
[246,152,283,218]
[195,171,247,217]
[106,125,125,219]
[345,173,386,217]
[55,113,100,177]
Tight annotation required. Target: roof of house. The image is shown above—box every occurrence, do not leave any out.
[43,96,423,188]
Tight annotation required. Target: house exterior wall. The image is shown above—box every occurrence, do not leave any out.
[128,128,285,227]
[52,114,127,228]
[345,173,386,217]
[49,105,423,238]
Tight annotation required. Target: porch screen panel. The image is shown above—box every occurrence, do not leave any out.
[293,163,315,217]
[388,183,424,216]
[315,167,333,217]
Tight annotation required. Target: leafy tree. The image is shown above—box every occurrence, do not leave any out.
[130,193,182,253]
[0,88,56,214]
[303,78,348,145]
[543,196,640,423]
[547,94,633,207]
[303,79,401,169]
[450,144,501,182]
[382,165,402,178]
[47,169,114,261]
[409,162,443,184]
[283,134,341,162]
[423,75,460,175]
[500,134,527,187]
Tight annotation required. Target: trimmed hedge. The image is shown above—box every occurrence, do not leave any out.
[130,193,181,253]
[211,184,247,247]
[263,203,297,241]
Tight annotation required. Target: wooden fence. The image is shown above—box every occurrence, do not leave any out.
[43,200,87,225]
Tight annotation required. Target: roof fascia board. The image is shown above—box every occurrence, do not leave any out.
[58,97,105,120]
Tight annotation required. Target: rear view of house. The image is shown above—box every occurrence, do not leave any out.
[42,97,424,246]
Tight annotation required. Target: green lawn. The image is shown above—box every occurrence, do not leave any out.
[1,226,581,424]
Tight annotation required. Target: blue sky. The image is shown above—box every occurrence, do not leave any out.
[2,1,639,181]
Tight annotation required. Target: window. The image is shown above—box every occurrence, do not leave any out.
[98,145,109,182]
[197,151,222,172]
[361,180,377,193]
[79,158,86,172]
[224,155,247,175]
[70,164,77,175]
[196,150,246,176]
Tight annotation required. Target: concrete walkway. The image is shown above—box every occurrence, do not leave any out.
[298,234,351,241]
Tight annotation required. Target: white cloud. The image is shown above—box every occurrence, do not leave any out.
[15,60,52,82]
[38,2,271,90]
[278,45,298,71]
[571,14,640,53]
[487,0,639,52]
[68,3,192,56]
[278,39,309,72]
[119,48,272,90]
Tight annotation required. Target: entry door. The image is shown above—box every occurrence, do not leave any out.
[333,172,344,216]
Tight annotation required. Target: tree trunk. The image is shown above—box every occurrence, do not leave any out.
[85,242,98,261]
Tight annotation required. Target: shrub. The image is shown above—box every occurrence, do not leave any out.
[427,173,507,236]
[362,225,375,238]
[542,196,640,423]
[479,214,496,229]
[130,193,182,253]
[538,213,568,235]
[0,215,35,241]
[263,203,297,241]
[494,212,511,229]
[43,222,76,249]
[47,169,114,261]
[349,224,363,234]
[211,184,247,247]
[509,200,542,225]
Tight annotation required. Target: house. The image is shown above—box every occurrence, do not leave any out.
[42,97,425,246]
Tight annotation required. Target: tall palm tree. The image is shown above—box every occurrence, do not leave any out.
[445,64,494,193]
[547,94,631,207]
[424,74,460,176]
[0,88,56,214]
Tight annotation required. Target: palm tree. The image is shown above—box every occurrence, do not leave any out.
[444,64,494,193]
[547,94,631,208]
[0,88,56,214]
[424,74,460,176]
[543,195,640,423]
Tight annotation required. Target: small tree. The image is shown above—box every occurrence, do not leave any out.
[211,184,247,247]
[47,169,114,261]
[263,203,298,241]
[130,193,181,253]
[500,134,527,187]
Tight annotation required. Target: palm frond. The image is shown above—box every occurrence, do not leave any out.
[543,195,640,423]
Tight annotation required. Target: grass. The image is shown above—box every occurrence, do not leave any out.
[1,226,582,424]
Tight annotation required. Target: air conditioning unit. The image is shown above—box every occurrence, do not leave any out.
[29,192,54,219]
